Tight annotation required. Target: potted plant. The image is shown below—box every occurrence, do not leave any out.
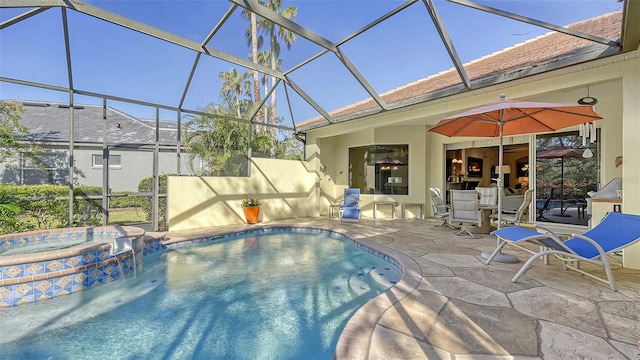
[241,193,261,224]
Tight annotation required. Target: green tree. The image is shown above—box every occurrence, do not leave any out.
[0,101,31,162]
[218,68,251,118]
[182,95,274,175]
[0,188,19,234]
[241,7,263,125]
[0,101,42,232]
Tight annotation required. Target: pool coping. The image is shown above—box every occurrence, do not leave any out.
[163,223,423,360]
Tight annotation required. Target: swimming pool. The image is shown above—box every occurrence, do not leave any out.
[0,229,402,359]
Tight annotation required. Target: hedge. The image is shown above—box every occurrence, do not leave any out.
[0,184,103,233]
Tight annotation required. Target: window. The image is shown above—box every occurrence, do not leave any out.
[535,130,599,226]
[349,145,409,195]
[20,151,69,185]
[92,154,121,169]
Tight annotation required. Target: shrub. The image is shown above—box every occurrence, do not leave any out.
[138,173,174,231]
[0,184,103,231]
[109,191,144,208]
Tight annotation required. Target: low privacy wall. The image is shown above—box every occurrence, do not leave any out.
[167,158,318,230]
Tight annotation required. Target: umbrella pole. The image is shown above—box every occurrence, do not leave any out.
[561,158,565,211]
[481,118,519,263]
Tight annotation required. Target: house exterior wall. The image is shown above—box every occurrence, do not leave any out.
[74,147,191,191]
[0,144,193,191]
[307,50,640,269]
[307,125,427,219]
[621,56,640,268]
[167,157,318,231]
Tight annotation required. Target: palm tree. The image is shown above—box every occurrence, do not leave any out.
[183,99,249,176]
[218,68,251,118]
[259,0,297,131]
[241,8,263,124]
[256,50,273,131]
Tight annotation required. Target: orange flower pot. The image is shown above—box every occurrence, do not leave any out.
[243,206,260,224]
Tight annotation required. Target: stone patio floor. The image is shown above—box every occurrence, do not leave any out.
[165,216,640,359]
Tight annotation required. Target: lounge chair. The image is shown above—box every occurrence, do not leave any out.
[429,187,455,229]
[449,189,482,238]
[340,188,361,223]
[486,212,640,291]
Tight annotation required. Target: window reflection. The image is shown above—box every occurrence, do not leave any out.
[349,145,408,195]
[535,131,600,226]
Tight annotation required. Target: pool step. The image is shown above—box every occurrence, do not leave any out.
[327,266,401,307]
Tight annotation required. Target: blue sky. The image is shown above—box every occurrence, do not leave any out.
[0,1,623,125]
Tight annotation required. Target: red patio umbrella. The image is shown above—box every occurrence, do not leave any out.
[428,94,602,262]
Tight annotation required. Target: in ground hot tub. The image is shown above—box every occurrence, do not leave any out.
[0,226,151,307]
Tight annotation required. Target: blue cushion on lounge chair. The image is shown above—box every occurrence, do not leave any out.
[340,188,361,223]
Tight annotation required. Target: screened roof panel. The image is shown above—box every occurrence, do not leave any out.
[67,10,196,107]
[1,82,68,104]
[207,9,325,73]
[180,54,256,115]
[468,0,623,28]
[287,51,381,123]
[84,0,230,44]
[1,0,637,133]
[280,82,324,128]
[288,1,406,42]
[258,81,295,129]
[0,8,68,87]
[339,1,457,96]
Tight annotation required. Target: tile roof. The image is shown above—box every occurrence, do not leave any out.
[298,11,622,130]
[15,101,179,146]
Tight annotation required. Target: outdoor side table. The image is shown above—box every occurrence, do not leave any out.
[402,203,424,219]
[373,201,396,219]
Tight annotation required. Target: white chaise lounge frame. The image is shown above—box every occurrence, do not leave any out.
[487,212,640,291]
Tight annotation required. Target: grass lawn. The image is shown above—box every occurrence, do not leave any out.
[109,207,147,224]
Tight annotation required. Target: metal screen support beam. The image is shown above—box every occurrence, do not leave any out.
[0,6,51,30]
[67,93,75,226]
[102,98,109,225]
[176,110,182,175]
[62,7,76,226]
[247,122,252,177]
[622,0,640,52]
[335,48,389,110]
[285,77,335,124]
[61,0,282,79]
[448,0,621,48]
[229,0,337,52]
[422,0,471,89]
[152,107,160,231]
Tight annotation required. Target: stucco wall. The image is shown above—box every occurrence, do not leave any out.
[310,125,427,219]
[167,157,317,231]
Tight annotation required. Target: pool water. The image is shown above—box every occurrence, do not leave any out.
[0,231,401,359]
[0,237,104,256]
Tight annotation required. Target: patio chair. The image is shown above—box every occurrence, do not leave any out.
[340,188,361,223]
[429,187,455,229]
[449,190,482,238]
[486,212,640,291]
[536,188,555,221]
[477,187,498,206]
[494,188,533,226]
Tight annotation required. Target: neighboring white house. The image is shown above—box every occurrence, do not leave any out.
[1,101,194,191]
